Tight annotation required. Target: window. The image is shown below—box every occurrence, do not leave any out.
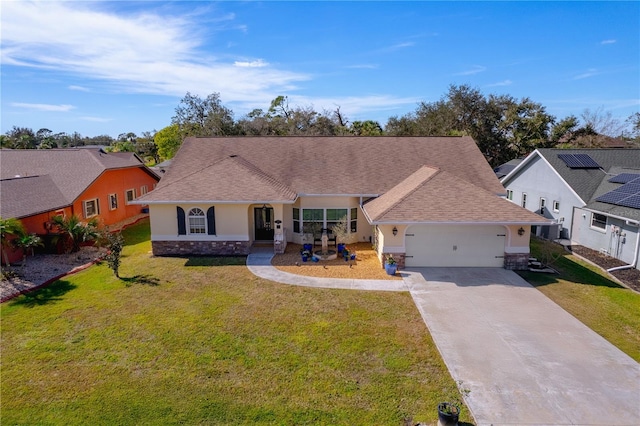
[125,188,136,204]
[140,185,148,196]
[188,208,206,234]
[83,198,99,218]
[293,208,300,233]
[109,193,118,210]
[507,189,514,201]
[540,198,546,214]
[302,209,323,234]
[326,208,348,231]
[350,207,358,232]
[553,200,560,213]
[591,213,607,230]
[521,193,527,208]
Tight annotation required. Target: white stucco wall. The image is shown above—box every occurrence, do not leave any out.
[149,203,250,241]
[572,208,640,269]
[503,154,582,239]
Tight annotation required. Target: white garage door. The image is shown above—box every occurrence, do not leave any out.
[404,225,506,267]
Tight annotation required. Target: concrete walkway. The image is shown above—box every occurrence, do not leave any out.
[247,253,640,426]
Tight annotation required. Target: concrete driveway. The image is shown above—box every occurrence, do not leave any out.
[404,267,640,426]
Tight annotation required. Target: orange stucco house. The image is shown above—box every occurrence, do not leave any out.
[0,148,160,263]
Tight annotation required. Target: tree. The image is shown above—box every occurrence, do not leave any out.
[351,120,383,136]
[12,234,43,265]
[0,217,26,266]
[104,231,124,278]
[52,215,100,253]
[171,92,238,137]
[155,124,182,160]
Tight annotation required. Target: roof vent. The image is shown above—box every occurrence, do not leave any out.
[229,154,238,158]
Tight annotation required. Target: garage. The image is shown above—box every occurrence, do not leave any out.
[404,224,506,267]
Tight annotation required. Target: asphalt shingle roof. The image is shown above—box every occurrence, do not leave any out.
[0,175,69,218]
[363,166,549,224]
[141,136,506,203]
[536,149,640,221]
[0,148,156,218]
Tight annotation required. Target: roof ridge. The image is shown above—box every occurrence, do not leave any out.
[371,165,440,219]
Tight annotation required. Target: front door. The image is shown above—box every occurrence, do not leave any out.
[254,207,274,241]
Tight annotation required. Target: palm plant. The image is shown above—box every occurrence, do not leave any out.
[12,234,43,264]
[0,217,26,266]
[51,215,101,253]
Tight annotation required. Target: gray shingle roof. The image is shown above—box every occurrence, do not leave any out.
[0,148,158,218]
[537,149,640,202]
[141,136,506,203]
[0,176,69,218]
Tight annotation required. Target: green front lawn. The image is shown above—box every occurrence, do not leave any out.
[1,220,470,425]
[519,238,640,362]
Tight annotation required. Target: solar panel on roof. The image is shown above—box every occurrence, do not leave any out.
[596,191,631,204]
[572,154,600,168]
[613,183,640,194]
[557,154,583,168]
[618,195,640,209]
[557,153,601,169]
[608,173,640,184]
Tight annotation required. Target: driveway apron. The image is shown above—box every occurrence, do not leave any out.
[404,267,640,426]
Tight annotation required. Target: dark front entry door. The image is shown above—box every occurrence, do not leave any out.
[254,207,274,241]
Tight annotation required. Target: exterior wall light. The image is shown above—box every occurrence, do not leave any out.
[392,226,398,236]
[518,227,525,236]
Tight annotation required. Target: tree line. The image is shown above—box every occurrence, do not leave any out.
[2,85,639,167]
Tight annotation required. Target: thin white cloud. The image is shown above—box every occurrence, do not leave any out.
[11,102,75,112]
[80,116,113,123]
[454,65,487,76]
[1,1,309,104]
[573,68,600,80]
[234,59,268,68]
[486,80,512,87]
[68,85,90,92]
[600,39,616,45]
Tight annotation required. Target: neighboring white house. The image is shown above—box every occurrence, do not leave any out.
[501,148,640,270]
[137,136,549,270]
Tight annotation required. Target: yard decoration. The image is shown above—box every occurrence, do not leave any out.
[385,255,397,275]
[437,402,460,426]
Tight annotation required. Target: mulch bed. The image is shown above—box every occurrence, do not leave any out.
[570,245,640,292]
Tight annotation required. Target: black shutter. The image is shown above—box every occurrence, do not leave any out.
[177,207,186,235]
[207,207,216,235]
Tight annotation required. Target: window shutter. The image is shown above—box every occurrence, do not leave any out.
[96,198,100,214]
[177,207,186,235]
[207,207,216,235]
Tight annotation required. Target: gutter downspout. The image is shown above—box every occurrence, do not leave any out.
[607,230,640,273]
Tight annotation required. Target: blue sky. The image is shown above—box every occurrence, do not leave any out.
[2,1,639,138]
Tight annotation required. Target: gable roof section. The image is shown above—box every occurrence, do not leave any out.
[141,136,505,203]
[363,166,549,224]
[142,155,297,203]
[0,148,159,218]
[0,175,69,219]
[535,149,640,202]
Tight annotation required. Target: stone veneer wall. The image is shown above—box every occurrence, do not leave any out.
[382,253,405,269]
[504,252,529,270]
[152,240,252,256]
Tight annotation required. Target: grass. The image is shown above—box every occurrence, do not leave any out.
[519,238,640,362]
[1,219,471,425]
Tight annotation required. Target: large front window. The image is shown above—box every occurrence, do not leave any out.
[188,208,206,234]
[298,208,357,234]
